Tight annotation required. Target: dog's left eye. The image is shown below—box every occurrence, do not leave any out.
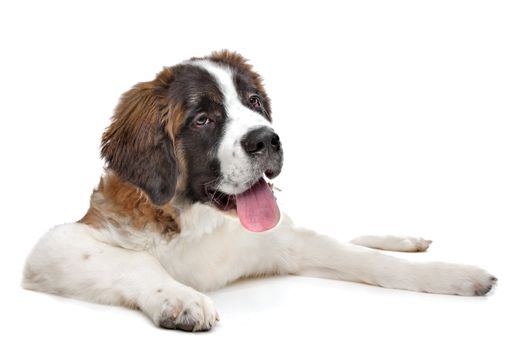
[249,95,262,109]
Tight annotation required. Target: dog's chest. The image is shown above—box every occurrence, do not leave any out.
[151,204,280,291]
[153,224,274,291]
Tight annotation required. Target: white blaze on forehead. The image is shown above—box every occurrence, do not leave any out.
[189,60,270,125]
[189,59,273,194]
[190,60,239,107]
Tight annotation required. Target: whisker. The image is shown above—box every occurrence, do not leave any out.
[210,178,224,202]
[202,177,222,186]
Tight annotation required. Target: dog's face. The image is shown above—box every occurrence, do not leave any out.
[101,51,282,231]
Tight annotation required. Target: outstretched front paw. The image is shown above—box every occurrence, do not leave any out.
[420,263,498,296]
[397,237,433,252]
[156,291,219,332]
[454,267,498,296]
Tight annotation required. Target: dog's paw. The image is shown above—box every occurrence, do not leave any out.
[397,237,433,252]
[420,263,497,296]
[156,291,219,332]
[452,266,498,296]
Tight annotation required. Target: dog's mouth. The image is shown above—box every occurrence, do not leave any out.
[204,186,237,212]
[204,176,280,232]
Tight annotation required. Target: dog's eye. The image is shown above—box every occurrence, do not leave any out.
[193,114,210,128]
[249,95,262,109]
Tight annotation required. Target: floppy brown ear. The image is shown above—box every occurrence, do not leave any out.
[101,70,177,205]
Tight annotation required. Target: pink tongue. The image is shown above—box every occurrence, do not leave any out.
[235,178,280,232]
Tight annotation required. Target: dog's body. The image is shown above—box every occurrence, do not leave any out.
[23,51,496,332]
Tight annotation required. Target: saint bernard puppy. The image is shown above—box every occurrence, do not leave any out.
[23,51,497,332]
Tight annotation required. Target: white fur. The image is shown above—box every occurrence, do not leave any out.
[351,235,433,252]
[191,60,273,194]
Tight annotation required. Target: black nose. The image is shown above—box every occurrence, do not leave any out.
[241,127,281,156]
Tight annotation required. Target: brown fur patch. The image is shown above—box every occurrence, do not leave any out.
[80,172,181,238]
[164,104,188,192]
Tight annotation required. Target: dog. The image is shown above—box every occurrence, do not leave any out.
[23,51,497,332]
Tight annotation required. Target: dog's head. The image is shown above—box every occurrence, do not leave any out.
[101,51,283,232]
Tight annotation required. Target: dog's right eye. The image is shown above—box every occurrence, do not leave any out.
[193,114,210,128]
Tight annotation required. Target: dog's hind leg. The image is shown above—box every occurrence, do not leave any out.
[351,235,432,252]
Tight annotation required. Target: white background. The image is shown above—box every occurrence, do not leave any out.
[1,0,524,349]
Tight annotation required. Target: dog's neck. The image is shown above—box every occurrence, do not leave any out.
[79,171,182,239]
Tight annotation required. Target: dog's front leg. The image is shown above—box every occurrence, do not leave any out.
[23,223,219,331]
[280,224,497,296]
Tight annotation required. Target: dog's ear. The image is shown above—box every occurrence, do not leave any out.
[101,69,178,205]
